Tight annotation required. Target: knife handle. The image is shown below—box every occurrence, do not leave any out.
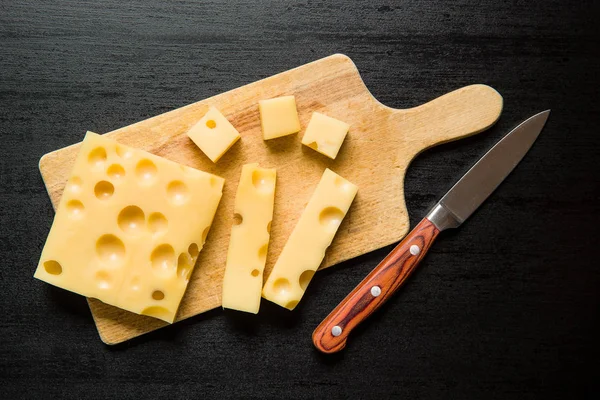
[312,218,440,354]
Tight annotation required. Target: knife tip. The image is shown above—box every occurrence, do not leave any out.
[534,109,551,124]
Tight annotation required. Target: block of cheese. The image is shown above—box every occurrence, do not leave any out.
[186,106,241,163]
[222,163,276,313]
[259,95,301,140]
[34,131,225,323]
[301,112,350,159]
[262,168,357,310]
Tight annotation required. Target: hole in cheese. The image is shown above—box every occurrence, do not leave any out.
[67,176,83,193]
[96,234,126,266]
[285,300,299,310]
[135,159,158,184]
[152,290,165,300]
[43,260,62,275]
[166,180,190,205]
[273,278,291,295]
[94,180,114,200]
[251,269,260,277]
[306,141,319,150]
[177,253,193,280]
[258,243,268,264]
[118,206,145,235]
[115,145,132,159]
[267,221,272,234]
[206,119,216,129]
[251,169,275,193]
[88,147,107,167]
[188,242,199,258]
[130,276,141,291]
[107,163,126,179]
[233,213,243,225]
[66,200,85,219]
[141,306,170,321]
[148,212,168,234]
[201,226,210,244]
[95,270,111,289]
[299,270,315,291]
[151,244,176,275]
[318,207,344,229]
[334,175,354,192]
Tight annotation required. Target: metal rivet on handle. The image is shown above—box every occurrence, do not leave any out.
[331,325,342,337]
[371,286,381,297]
[410,245,421,256]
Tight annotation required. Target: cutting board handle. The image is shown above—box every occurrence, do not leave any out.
[393,84,503,157]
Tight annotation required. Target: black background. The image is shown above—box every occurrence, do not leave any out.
[1,1,599,399]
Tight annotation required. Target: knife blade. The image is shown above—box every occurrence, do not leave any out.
[312,110,550,354]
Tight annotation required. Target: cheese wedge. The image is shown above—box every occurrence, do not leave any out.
[222,163,276,313]
[34,132,224,323]
[186,106,241,163]
[262,169,357,310]
[301,112,350,159]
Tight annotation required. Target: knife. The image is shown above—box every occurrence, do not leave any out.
[312,110,550,354]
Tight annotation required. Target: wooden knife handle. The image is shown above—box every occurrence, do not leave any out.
[312,218,440,354]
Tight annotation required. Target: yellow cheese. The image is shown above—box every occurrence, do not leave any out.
[259,96,301,140]
[34,131,224,323]
[301,112,350,159]
[262,168,357,310]
[186,106,241,163]
[222,163,276,313]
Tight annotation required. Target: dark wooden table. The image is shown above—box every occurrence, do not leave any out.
[1,1,598,398]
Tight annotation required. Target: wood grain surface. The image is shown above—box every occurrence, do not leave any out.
[39,55,502,344]
[1,0,599,399]
[313,217,440,353]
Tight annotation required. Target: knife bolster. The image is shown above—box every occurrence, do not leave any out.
[426,203,461,231]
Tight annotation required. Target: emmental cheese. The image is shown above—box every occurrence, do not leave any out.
[34,132,224,323]
[301,112,350,159]
[186,106,241,163]
[259,96,301,140]
[222,163,276,314]
[262,168,357,310]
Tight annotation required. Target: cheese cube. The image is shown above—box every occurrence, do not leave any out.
[262,169,357,310]
[187,106,241,163]
[34,132,224,323]
[259,96,301,140]
[301,112,350,159]
[222,163,276,314]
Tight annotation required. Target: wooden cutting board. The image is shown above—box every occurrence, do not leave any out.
[39,54,503,344]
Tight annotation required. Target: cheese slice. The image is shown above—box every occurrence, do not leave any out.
[259,96,301,140]
[222,163,276,313]
[301,112,350,159]
[262,168,357,310]
[34,131,224,323]
[187,106,241,163]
